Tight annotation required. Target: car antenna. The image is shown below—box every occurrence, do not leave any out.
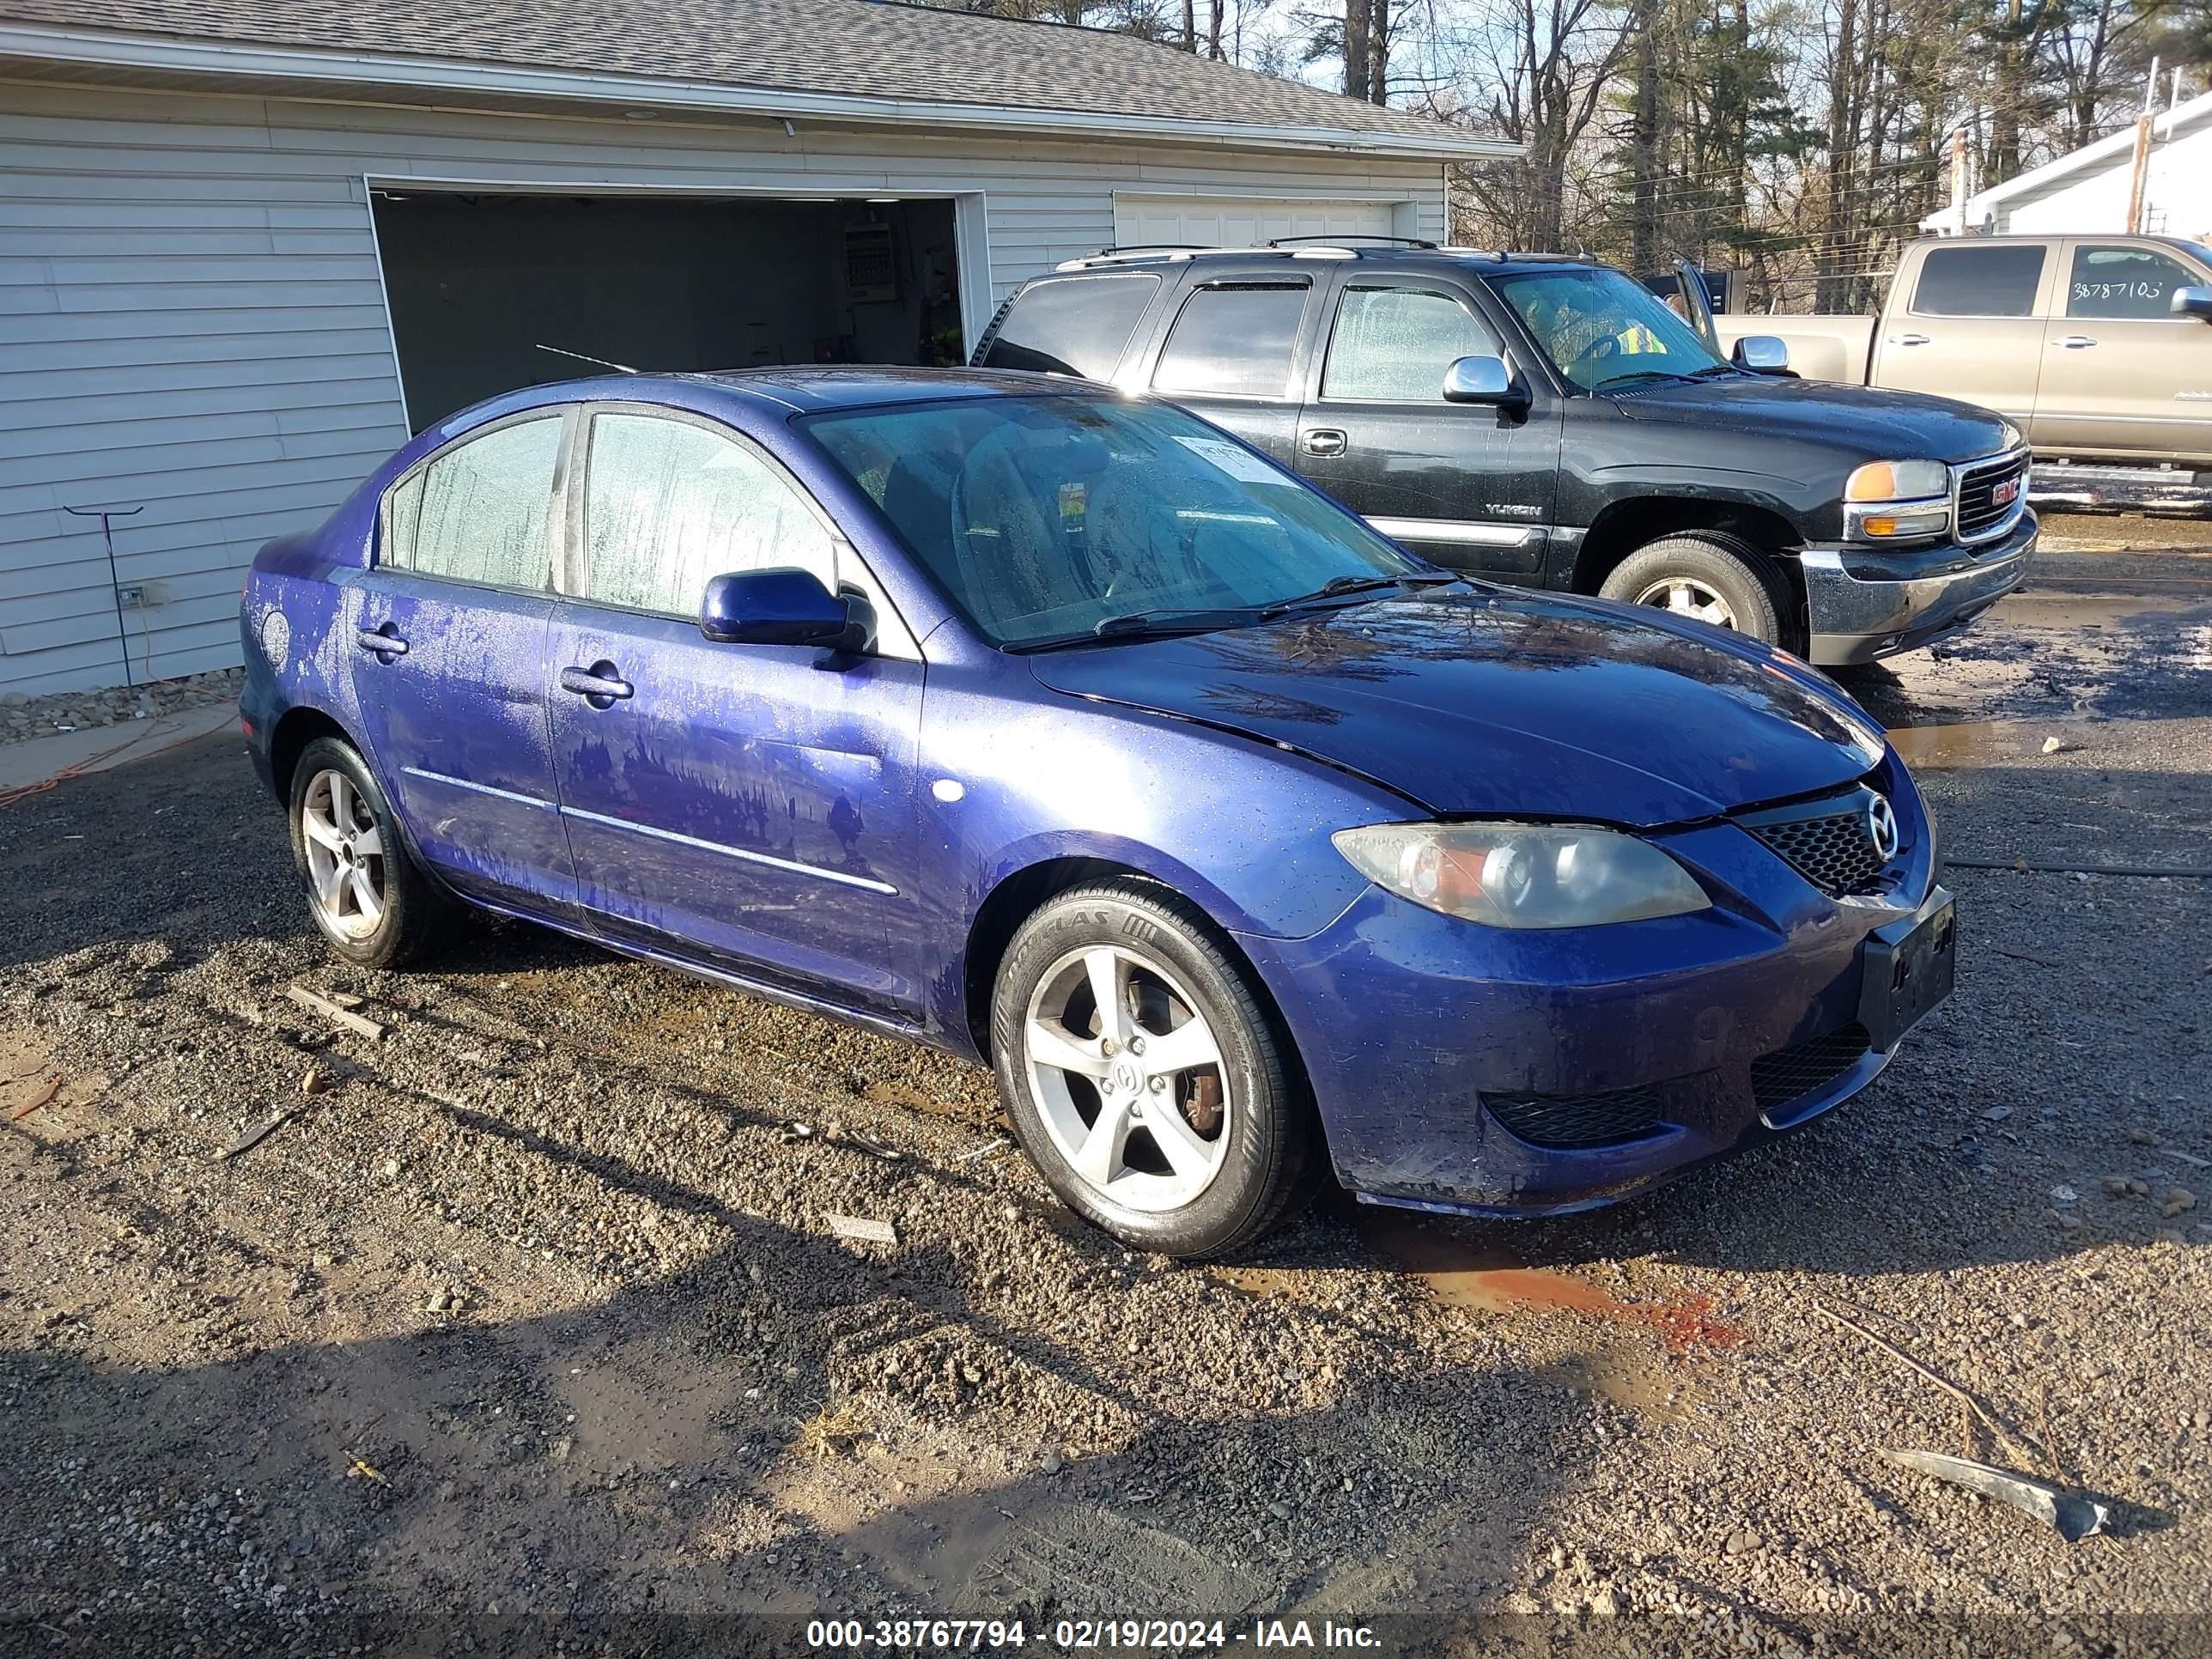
[534,343,636,373]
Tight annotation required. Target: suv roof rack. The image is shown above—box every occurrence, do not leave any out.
[1051,244,1209,270]
[1267,234,1437,250]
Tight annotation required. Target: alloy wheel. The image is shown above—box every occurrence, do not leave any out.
[300,768,387,941]
[1022,944,1232,1213]
[1632,575,1739,629]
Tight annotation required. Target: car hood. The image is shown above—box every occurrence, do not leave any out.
[1609,376,2014,465]
[1025,588,1887,826]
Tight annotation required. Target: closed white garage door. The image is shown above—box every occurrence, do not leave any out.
[1113,194,1397,251]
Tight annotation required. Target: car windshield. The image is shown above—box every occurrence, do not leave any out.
[801,394,1427,648]
[1493,266,1733,392]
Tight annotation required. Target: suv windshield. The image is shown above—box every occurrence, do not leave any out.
[1493,266,1732,392]
[803,394,1425,648]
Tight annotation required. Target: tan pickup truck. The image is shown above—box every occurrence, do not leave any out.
[1711,234,2212,510]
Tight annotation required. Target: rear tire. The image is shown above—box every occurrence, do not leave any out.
[990,882,1317,1258]
[1599,531,1785,647]
[289,735,450,970]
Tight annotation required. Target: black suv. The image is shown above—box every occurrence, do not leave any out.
[971,240,2035,665]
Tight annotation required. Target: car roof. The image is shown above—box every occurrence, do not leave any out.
[1041,244,1607,281]
[678,364,1097,410]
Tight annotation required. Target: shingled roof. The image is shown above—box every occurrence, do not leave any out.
[0,0,1502,155]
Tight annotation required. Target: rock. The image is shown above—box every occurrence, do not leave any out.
[2127,1127,2159,1146]
[1980,1105,2011,1122]
[2041,736,2064,754]
[2050,1184,2079,1206]
[428,1289,453,1312]
[2100,1176,2131,1196]
[2160,1188,2197,1218]
[382,1158,401,1178]
[1267,1501,1292,1521]
[1725,1527,1763,1556]
[1041,1450,1063,1474]
[1589,1587,1620,1618]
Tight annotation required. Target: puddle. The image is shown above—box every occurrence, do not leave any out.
[1363,1215,1741,1352]
[1883,719,2089,769]
[1212,1265,1307,1300]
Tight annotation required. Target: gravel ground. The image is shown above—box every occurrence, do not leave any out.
[0,667,245,746]
[2,548,2208,1657]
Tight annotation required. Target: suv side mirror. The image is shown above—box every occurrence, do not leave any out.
[2172,285,2212,320]
[1443,355,1529,412]
[1732,334,1790,372]
[701,568,875,653]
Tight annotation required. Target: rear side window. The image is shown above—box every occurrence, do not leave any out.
[1322,286,1499,401]
[1153,282,1310,398]
[386,415,562,588]
[2067,244,2200,318]
[1911,245,2046,317]
[581,412,836,616]
[979,273,1161,379]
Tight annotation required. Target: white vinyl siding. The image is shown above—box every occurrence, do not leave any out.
[0,80,1444,694]
[1112,192,1400,249]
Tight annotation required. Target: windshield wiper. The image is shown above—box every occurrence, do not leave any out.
[1593,368,1696,392]
[1686,363,1745,380]
[1007,607,1265,653]
[1261,572,1462,616]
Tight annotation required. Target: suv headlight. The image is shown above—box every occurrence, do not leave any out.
[1332,822,1710,928]
[1844,459,1951,542]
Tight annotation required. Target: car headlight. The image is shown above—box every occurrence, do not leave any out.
[1844,458,1952,542]
[1332,822,1710,928]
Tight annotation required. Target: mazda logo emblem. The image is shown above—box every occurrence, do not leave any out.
[1865,792,1900,860]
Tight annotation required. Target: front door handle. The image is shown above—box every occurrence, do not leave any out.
[2055,334,2099,349]
[1892,333,1931,347]
[1300,428,1348,457]
[356,625,408,659]
[559,663,634,704]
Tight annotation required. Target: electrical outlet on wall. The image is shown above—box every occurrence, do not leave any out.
[116,582,165,609]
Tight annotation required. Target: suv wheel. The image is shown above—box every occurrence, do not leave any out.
[990,883,1316,1258]
[1600,531,1784,646]
[289,736,450,969]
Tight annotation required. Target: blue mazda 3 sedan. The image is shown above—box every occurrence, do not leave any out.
[240,368,1954,1257]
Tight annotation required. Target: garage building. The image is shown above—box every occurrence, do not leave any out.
[0,0,1502,696]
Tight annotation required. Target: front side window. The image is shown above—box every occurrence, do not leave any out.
[388,415,562,588]
[1491,266,1729,392]
[2067,244,2201,319]
[1911,245,2046,317]
[1322,286,1499,401]
[979,273,1162,379]
[804,393,1420,648]
[1152,283,1310,398]
[581,412,836,615]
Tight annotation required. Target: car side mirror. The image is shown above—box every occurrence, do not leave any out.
[700,568,874,653]
[2171,284,2212,320]
[1443,355,1529,412]
[1732,334,1790,372]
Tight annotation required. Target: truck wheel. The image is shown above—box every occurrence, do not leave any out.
[1600,532,1784,646]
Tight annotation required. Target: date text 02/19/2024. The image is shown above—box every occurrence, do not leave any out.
[805,1620,1382,1650]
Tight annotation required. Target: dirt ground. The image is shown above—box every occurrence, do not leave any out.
[2,543,2209,1657]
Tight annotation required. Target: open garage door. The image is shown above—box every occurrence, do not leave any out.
[1111,194,1397,251]
[370,191,965,431]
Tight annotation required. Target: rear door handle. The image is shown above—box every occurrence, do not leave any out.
[1300,428,1348,457]
[356,625,407,658]
[559,663,633,703]
[2055,334,2099,349]
[1892,333,1931,347]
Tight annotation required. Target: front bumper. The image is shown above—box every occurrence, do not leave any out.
[1237,769,1942,1218]
[1799,509,2035,665]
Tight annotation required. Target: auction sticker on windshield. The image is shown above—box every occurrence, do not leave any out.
[1174,434,1291,483]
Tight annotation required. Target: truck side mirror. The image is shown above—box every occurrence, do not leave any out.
[1732,335,1791,372]
[1443,355,1529,412]
[2171,285,2212,321]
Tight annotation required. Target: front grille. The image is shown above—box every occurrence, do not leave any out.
[1750,1024,1872,1115]
[1741,791,1891,893]
[1955,452,2029,542]
[1483,1083,1663,1149]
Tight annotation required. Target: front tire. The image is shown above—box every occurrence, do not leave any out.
[990,883,1316,1258]
[1599,531,1785,646]
[289,735,449,969]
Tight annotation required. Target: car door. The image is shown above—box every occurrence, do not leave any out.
[2031,240,2212,463]
[545,404,930,1018]
[349,409,575,914]
[1873,240,2052,426]
[1291,273,1561,578]
[1139,269,1322,465]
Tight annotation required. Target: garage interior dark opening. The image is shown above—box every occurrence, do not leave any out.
[371,191,965,431]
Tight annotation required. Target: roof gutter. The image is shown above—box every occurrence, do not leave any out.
[0,21,1519,161]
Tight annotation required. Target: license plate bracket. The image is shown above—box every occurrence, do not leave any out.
[1858,888,1956,1054]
